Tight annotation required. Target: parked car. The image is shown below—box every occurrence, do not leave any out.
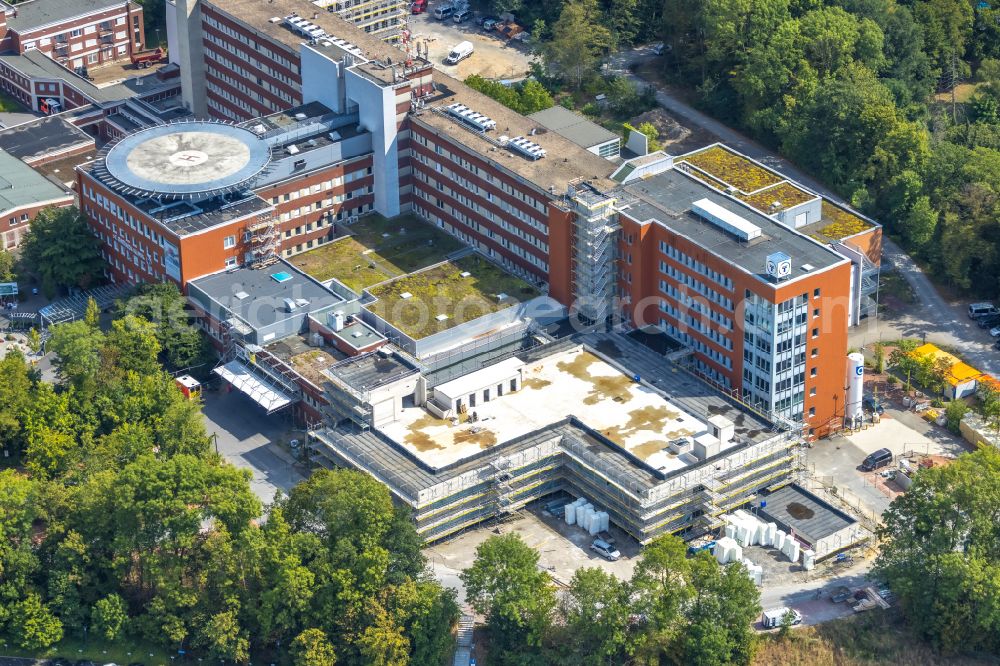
[860,447,893,472]
[590,538,621,561]
[411,0,427,13]
[433,4,454,20]
[977,314,1000,328]
[762,607,802,629]
[453,9,471,23]
[863,395,885,415]
[969,302,998,318]
[993,339,1000,350]
[989,325,1000,338]
[830,585,853,603]
[480,16,499,30]
[444,41,474,65]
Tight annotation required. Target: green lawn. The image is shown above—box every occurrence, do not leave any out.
[289,214,465,293]
[0,635,173,665]
[0,90,26,113]
[366,254,540,339]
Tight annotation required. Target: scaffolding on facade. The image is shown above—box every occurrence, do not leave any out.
[568,180,620,324]
[247,211,280,269]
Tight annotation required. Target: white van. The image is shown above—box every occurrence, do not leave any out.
[433,5,454,20]
[444,41,474,65]
[969,302,998,319]
[762,607,802,629]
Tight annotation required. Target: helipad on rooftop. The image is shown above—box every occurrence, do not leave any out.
[378,347,724,470]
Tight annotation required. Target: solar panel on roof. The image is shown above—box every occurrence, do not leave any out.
[506,136,546,160]
[445,103,496,132]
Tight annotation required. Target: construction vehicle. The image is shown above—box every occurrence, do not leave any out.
[131,47,165,69]
[851,587,891,613]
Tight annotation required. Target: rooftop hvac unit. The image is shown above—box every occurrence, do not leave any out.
[691,198,761,241]
[283,298,298,312]
[445,103,496,132]
[507,136,546,160]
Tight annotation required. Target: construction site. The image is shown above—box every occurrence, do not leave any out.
[307,331,852,548]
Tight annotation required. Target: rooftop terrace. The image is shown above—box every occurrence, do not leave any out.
[289,214,465,292]
[801,201,879,243]
[364,253,541,339]
[380,346,731,471]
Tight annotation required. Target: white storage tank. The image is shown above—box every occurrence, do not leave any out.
[846,352,865,424]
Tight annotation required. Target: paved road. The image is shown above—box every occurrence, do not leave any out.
[617,47,998,374]
[201,389,306,503]
[760,567,873,627]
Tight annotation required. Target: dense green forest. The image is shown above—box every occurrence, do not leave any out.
[0,298,457,663]
[490,0,1000,297]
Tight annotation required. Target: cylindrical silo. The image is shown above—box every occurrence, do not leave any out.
[846,353,865,425]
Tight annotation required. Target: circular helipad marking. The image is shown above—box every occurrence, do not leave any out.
[168,149,209,167]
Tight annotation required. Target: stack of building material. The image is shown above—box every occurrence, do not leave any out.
[802,549,816,570]
[774,530,787,551]
[741,558,764,586]
[714,536,742,564]
[576,501,593,527]
[782,536,801,563]
[564,498,584,525]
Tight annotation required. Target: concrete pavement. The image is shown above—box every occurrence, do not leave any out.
[201,389,306,503]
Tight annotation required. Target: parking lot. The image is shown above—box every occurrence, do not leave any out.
[806,405,971,519]
[425,501,640,604]
[407,4,533,80]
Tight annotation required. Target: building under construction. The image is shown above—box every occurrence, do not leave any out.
[309,332,804,544]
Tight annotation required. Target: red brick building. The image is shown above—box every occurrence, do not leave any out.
[0,0,143,70]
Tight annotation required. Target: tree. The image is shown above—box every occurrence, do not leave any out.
[0,352,34,456]
[105,314,162,376]
[356,607,409,666]
[19,206,104,297]
[679,555,760,665]
[629,535,692,659]
[84,297,100,329]
[876,447,1000,653]
[291,628,337,666]
[48,319,104,391]
[542,0,613,90]
[9,593,64,650]
[555,567,632,665]
[91,593,129,641]
[0,248,14,282]
[120,282,214,372]
[461,533,555,659]
[26,327,42,355]
[944,400,969,433]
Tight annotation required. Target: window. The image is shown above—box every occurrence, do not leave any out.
[809,387,817,396]
[87,53,98,64]
[813,288,820,298]
[808,407,815,417]
[812,327,819,339]
[71,29,82,37]
[224,256,238,268]
[223,235,236,249]
[810,367,817,377]
[813,308,820,318]
[20,213,28,222]
[811,348,818,358]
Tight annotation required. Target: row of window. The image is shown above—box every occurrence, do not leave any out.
[414,171,549,254]
[658,299,733,351]
[411,131,549,215]
[413,188,548,272]
[412,150,548,236]
[202,13,298,75]
[658,280,733,329]
[659,261,734,311]
[205,60,285,114]
[659,241,734,291]
[659,319,733,370]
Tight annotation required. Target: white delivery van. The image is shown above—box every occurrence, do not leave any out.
[433,4,454,20]
[762,607,802,629]
[444,41,474,65]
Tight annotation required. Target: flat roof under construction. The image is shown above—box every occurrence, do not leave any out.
[757,484,857,545]
[379,346,731,471]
